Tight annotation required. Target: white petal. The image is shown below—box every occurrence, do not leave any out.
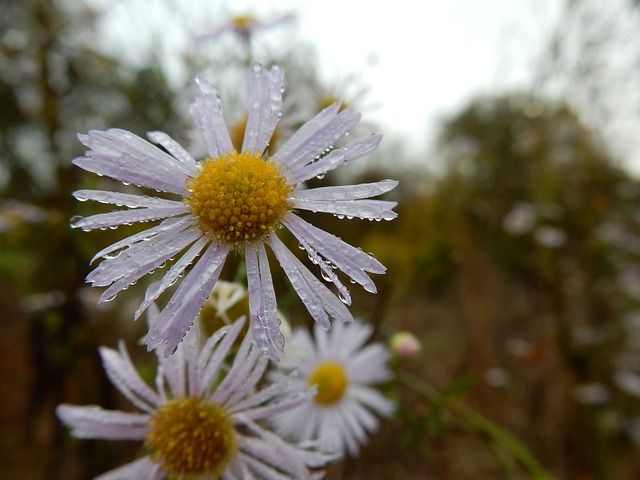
[147,130,197,173]
[293,198,397,220]
[73,190,184,209]
[146,241,230,356]
[56,404,149,440]
[213,327,260,406]
[274,104,359,172]
[134,236,210,320]
[283,214,385,293]
[71,206,189,232]
[349,385,397,417]
[75,129,191,195]
[245,242,284,361]
[190,75,233,157]
[242,63,284,154]
[287,133,382,185]
[199,317,245,394]
[89,216,191,264]
[88,223,201,290]
[292,179,398,201]
[267,234,353,329]
[95,457,163,480]
[99,343,161,412]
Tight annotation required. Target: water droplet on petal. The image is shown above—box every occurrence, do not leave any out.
[338,291,349,304]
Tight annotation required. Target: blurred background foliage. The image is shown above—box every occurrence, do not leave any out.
[3,0,640,479]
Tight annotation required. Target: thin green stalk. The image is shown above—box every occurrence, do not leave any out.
[398,370,559,480]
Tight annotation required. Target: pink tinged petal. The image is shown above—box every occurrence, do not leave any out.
[134,236,210,320]
[90,216,191,264]
[75,129,190,195]
[183,327,202,398]
[226,352,269,407]
[71,206,189,232]
[245,242,284,361]
[199,318,245,395]
[292,179,398,201]
[287,133,382,185]
[157,342,187,399]
[273,103,360,172]
[99,344,161,412]
[242,63,284,154]
[146,242,230,356]
[95,457,164,480]
[283,215,384,293]
[213,327,260,406]
[86,218,194,285]
[293,197,397,220]
[147,131,197,173]
[190,75,233,158]
[230,370,302,415]
[234,453,291,480]
[73,190,185,210]
[236,382,316,421]
[237,441,309,480]
[56,404,150,440]
[88,226,202,298]
[238,420,330,476]
[266,234,353,329]
[293,234,352,306]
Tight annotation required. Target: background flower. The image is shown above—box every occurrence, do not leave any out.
[270,320,396,457]
[57,315,334,479]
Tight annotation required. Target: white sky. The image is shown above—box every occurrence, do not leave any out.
[86,0,564,161]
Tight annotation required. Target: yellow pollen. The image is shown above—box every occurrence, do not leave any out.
[186,150,292,244]
[308,361,348,405]
[146,397,237,477]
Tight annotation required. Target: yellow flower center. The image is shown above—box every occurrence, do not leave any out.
[146,397,237,477]
[186,151,292,244]
[231,14,258,32]
[308,360,348,405]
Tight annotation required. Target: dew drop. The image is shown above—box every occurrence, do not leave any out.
[338,291,349,304]
[70,215,85,226]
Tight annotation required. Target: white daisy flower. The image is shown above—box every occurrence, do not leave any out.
[195,11,297,44]
[72,62,397,360]
[56,316,335,479]
[270,321,396,457]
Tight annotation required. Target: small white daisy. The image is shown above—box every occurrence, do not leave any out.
[57,316,334,479]
[195,11,297,44]
[72,62,397,360]
[270,320,396,457]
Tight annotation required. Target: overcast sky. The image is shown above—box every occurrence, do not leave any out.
[87,0,563,160]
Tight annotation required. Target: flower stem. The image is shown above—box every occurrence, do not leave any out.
[398,370,559,480]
